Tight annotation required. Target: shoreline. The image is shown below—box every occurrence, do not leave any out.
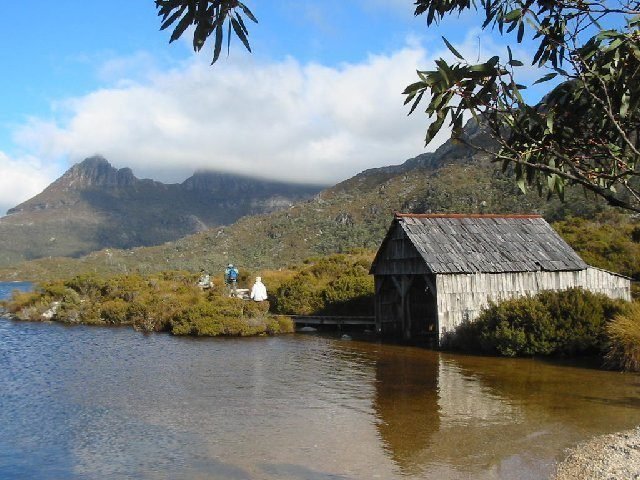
[552,426,640,479]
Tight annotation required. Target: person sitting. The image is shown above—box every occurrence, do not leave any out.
[197,269,211,289]
[250,276,268,302]
[224,263,239,296]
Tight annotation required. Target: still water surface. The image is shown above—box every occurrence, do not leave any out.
[1,282,640,479]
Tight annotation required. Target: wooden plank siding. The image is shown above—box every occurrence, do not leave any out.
[435,268,631,338]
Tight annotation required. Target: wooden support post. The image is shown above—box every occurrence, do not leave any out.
[374,276,383,333]
[391,275,414,340]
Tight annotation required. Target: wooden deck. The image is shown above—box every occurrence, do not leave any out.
[291,315,375,327]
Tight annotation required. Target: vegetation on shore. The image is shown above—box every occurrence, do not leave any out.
[449,288,640,371]
[553,213,640,296]
[0,252,375,337]
[2,271,293,337]
[605,303,640,372]
[271,251,374,316]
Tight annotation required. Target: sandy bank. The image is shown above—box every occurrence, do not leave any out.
[553,426,640,479]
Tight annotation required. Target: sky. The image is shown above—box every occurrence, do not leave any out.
[0,1,547,215]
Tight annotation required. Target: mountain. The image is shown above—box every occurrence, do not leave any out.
[0,122,612,281]
[0,156,323,267]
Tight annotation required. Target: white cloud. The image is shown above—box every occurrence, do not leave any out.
[13,33,519,187]
[0,152,60,215]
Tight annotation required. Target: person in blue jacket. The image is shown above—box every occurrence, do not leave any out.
[224,263,239,296]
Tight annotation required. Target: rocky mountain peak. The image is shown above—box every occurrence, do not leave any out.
[56,156,137,190]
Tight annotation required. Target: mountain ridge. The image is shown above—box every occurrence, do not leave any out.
[0,156,324,267]
[0,122,611,281]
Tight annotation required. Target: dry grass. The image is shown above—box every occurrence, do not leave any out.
[606,302,640,372]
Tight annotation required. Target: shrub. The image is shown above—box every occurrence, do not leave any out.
[538,289,623,355]
[169,299,288,337]
[271,252,374,316]
[266,316,295,334]
[474,297,556,356]
[452,288,627,357]
[605,303,640,371]
[3,290,41,314]
[321,275,374,315]
[170,302,223,336]
[100,299,130,325]
[272,277,325,315]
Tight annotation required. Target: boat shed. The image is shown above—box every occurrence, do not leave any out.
[370,213,631,343]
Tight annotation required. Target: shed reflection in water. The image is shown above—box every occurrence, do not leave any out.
[365,341,640,479]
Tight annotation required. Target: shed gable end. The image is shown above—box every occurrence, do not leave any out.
[370,222,431,276]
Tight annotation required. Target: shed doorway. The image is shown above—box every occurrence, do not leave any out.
[408,275,438,339]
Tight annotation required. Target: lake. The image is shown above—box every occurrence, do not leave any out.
[1,282,639,479]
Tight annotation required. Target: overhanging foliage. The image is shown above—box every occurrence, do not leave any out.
[406,0,640,211]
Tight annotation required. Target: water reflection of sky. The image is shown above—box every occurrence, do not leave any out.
[1,314,640,479]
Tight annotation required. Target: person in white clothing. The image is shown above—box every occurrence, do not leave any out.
[250,277,268,302]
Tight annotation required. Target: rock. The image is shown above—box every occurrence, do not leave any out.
[552,426,640,480]
[41,301,60,320]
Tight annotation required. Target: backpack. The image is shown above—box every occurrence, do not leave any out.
[228,268,238,281]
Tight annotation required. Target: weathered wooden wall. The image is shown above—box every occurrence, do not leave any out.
[436,267,631,339]
[372,223,429,276]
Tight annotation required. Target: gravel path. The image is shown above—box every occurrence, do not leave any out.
[553,427,640,479]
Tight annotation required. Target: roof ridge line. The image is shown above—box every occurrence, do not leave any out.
[394,213,543,219]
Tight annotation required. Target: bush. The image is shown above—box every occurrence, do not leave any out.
[4,258,365,337]
[538,289,622,355]
[271,276,325,315]
[3,290,41,314]
[271,252,374,316]
[475,297,556,356]
[100,299,130,325]
[171,302,226,336]
[169,299,290,337]
[451,288,626,357]
[266,316,295,334]
[605,303,640,371]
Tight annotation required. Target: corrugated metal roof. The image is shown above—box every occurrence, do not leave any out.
[390,214,587,274]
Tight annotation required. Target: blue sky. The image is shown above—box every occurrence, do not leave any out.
[0,1,544,214]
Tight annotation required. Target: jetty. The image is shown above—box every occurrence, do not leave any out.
[291,315,375,328]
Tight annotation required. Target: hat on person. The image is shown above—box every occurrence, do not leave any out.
[228,263,233,267]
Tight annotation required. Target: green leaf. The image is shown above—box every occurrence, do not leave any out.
[442,36,465,60]
[238,2,258,23]
[170,10,194,43]
[504,9,521,22]
[160,6,186,31]
[425,113,446,145]
[403,81,425,95]
[533,72,558,84]
[545,112,554,133]
[231,17,252,52]
[212,22,223,64]
[408,91,425,115]
[517,21,525,42]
